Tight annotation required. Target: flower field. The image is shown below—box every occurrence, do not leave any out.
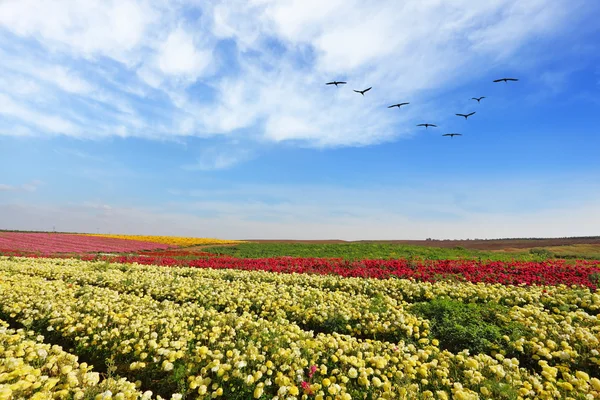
[1,256,599,399]
[0,319,147,400]
[80,234,245,247]
[0,232,172,255]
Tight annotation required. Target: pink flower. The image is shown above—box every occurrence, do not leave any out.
[301,381,312,394]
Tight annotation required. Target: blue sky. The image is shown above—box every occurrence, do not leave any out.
[1,0,599,239]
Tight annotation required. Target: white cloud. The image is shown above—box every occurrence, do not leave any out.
[157,28,213,80]
[188,0,589,147]
[0,0,594,148]
[35,66,94,95]
[0,180,41,192]
[0,0,157,63]
[0,94,79,135]
[182,145,254,171]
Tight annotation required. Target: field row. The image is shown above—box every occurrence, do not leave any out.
[0,318,153,400]
[1,257,599,399]
[0,232,244,255]
[81,234,244,247]
[75,255,600,289]
[0,232,171,254]
[3,258,428,342]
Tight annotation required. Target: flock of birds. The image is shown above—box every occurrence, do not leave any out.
[325,77,519,138]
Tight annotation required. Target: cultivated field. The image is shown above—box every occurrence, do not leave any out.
[1,232,599,399]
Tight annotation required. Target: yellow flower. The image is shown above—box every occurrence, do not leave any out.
[289,386,299,396]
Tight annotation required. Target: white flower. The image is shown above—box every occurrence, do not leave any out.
[141,391,153,400]
[36,348,48,359]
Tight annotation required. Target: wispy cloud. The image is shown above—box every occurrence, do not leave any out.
[182,145,255,171]
[1,192,599,240]
[0,0,594,148]
[53,148,104,162]
[167,177,600,222]
[0,180,41,192]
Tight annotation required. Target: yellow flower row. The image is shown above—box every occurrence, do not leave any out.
[0,319,152,400]
[1,257,599,399]
[79,234,245,247]
[5,258,428,342]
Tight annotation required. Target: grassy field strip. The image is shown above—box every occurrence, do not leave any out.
[0,318,150,400]
[198,242,551,261]
[3,272,600,399]
[1,258,428,343]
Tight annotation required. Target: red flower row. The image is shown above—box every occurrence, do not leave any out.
[78,254,600,289]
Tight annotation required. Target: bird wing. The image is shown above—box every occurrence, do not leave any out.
[338,81,347,84]
[353,90,361,93]
[480,97,486,99]
[364,87,372,92]
[442,134,451,136]
[430,124,438,127]
[456,114,465,117]
[417,124,425,126]
[400,102,409,106]
[388,105,396,108]
[507,78,519,81]
[493,79,503,82]
[467,112,476,116]
[456,134,463,136]
[326,82,335,85]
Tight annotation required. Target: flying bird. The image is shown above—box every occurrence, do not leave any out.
[472,97,486,103]
[353,87,372,96]
[493,78,519,83]
[388,102,410,109]
[417,124,437,129]
[443,133,462,138]
[456,112,476,120]
[326,81,347,87]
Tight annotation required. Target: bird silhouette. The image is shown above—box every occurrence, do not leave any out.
[326,81,347,87]
[493,78,519,83]
[388,102,409,109]
[456,112,476,120]
[417,124,437,129]
[472,97,486,103]
[442,133,462,138]
[353,87,372,96]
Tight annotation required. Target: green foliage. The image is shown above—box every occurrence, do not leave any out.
[411,298,530,356]
[91,261,112,272]
[529,248,554,258]
[479,379,520,400]
[201,242,546,261]
[369,293,389,314]
[589,272,600,287]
